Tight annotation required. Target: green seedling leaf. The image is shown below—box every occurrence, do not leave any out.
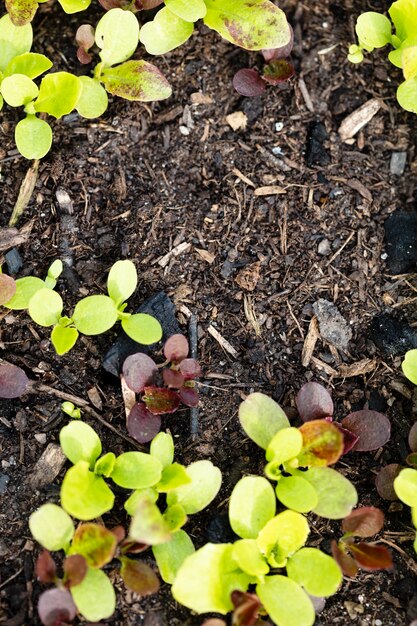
[390,0,417,40]
[60,420,102,467]
[204,0,291,51]
[100,60,172,102]
[70,568,115,622]
[95,8,139,66]
[63,554,88,589]
[348,542,393,570]
[34,72,82,118]
[76,76,108,119]
[94,452,116,477]
[29,504,74,551]
[266,427,303,464]
[157,463,191,492]
[1,73,38,106]
[129,495,172,544]
[0,274,16,305]
[287,547,342,597]
[257,510,309,568]
[51,325,79,355]
[172,543,251,614]
[229,475,276,539]
[15,115,52,159]
[163,503,187,531]
[139,7,194,55]
[355,12,392,49]
[167,460,221,514]
[231,539,269,577]
[0,362,29,398]
[107,259,137,307]
[61,401,81,419]
[298,420,344,467]
[5,0,38,27]
[45,259,63,288]
[4,275,44,309]
[239,392,290,449]
[57,0,92,13]
[256,575,315,626]
[0,15,33,72]
[28,288,63,327]
[68,523,117,568]
[122,312,163,344]
[275,475,318,514]
[404,350,417,384]
[61,461,115,521]
[72,295,118,335]
[150,431,175,468]
[4,52,52,78]
[342,507,384,538]
[120,557,160,595]
[165,0,206,21]
[397,77,417,113]
[302,466,358,519]
[111,451,162,489]
[394,467,417,507]
[124,487,158,515]
[153,529,195,583]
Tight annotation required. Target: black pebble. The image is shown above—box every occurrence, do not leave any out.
[369,313,417,357]
[5,248,23,275]
[384,211,417,274]
[306,121,330,167]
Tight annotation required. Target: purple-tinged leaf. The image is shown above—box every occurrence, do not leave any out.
[232,69,266,97]
[0,274,16,306]
[331,540,358,577]
[231,590,260,626]
[0,362,29,398]
[5,0,38,26]
[123,353,158,393]
[178,386,199,407]
[409,422,417,452]
[406,452,417,468]
[341,410,391,452]
[163,368,185,388]
[35,551,57,584]
[375,464,402,501]
[136,0,164,8]
[120,539,148,555]
[111,525,126,544]
[143,386,180,414]
[262,59,295,84]
[298,419,344,466]
[262,25,294,61]
[127,402,162,443]
[63,554,87,589]
[202,621,226,626]
[76,24,95,65]
[179,358,201,381]
[342,507,384,538]
[38,589,77,626]
[120,557,160,596]
[163,334,189,363]
[69,523,117,569]
[296,382,334,422]
[333,423,360,455]
[349,543,393,571]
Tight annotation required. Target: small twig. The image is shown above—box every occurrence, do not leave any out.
[9,160,39,227]
[189,313,199,436]
[0,567,24,590]
[326,231,355,266]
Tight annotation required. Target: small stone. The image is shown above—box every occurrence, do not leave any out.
[34,433,47,444]
[313,299,352,351]
[5,248,23,274]
[179,125,190,136]
[0,472,10,495]
[318,238,331,256]
[390,151,407,176]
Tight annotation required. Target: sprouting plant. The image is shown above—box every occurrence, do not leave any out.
[349,0,417,113]
[122,334,201,443]
[403,348,417,385]
[2,259,162,355]
[331,507,393,576]
[29,428,222,623]
[394,467,417,552]
[61,401,82,419]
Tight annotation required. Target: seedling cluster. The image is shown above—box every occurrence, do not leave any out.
[349,0,417,112]
[0,259,162,355]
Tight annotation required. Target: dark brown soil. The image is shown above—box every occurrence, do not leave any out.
[1,0,417,625]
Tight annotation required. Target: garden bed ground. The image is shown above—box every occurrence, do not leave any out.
[1,0,417,624]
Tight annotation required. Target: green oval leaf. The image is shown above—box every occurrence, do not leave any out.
[4,52,52,78]
[153,529,195,583]
[4,275,45,309]
[34,72,82,118]
[72,295,118,335]
[124,487,159,516]
[229,475,276,539]
[266,427,303,464]
[302,466,358,519]
[51,325,79,355]
[157,462,191,492]
[394,468,417,507]
[397,77,417,113]
[107,259,137,307]
[94,452,116,478]
[0,15,33,72]
[70,568,115,622]
[150,431,175,468]
[122,313,163,344]
[1,73,38,106]
[15,115,52,159]
[76,76,108,119]
[165,0,206,21]
[256,575,315,626]
[239,392,290,450]
[95,8,139,66]
[163,503,187,531]
[100,60,172,102]
[166,460,221,514]
[355,12,392,49]
[29,503,74,551]
[231,539,269,577]
[139,7,194,55]
[111,451,162,489]
[57,0,91,13]
[287,547,342,597]
[129,495,171,544]
[60,420,102,467]
[61,461,115,521]
[28,287,63,326]
[275,475,318,514]
[257,510,309,568]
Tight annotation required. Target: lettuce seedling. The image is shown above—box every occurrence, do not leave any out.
[3,259,162,355]
[394,467,417,552]
[349,0,417,113]
[331,507,393,575]
[122,334,201,443]
[30,430,222,623]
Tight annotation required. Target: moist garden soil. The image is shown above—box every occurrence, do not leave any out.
[1,0,417,624]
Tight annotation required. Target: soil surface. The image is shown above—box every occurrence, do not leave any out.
[1,0,417,625]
